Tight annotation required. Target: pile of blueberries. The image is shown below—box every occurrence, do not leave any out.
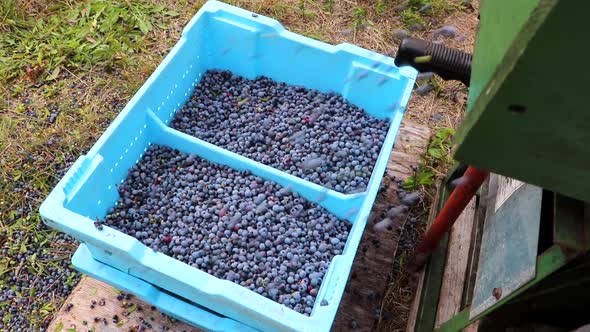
[104,145,350,315]
[171,70,390,194]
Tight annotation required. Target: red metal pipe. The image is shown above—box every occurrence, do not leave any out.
[409,166,489,271]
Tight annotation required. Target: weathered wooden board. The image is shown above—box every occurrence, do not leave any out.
[435,197,477,328]
[48,277,201,332]
[406,186,441,332]
[332,120,431,331]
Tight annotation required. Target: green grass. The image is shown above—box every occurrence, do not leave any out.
[400,0,453,29]
[0,0,179,84]
[408,0,452,13]
[0,0,186,329]
[322,0,335,13]
[375,1,388,15]
[401,8,426,28]
[352,6,369,30]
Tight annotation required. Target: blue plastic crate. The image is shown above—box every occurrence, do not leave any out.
[40,1,416,331]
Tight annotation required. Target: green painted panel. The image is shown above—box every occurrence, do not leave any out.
[554,194,586,251]
[467,0,539,110]
[415,186,451,332]
[455,1,590,203]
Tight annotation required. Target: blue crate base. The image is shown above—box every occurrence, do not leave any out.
[40,1,416,331]
[72,244,257,331]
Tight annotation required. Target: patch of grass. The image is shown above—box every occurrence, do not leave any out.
[401,0,454,29]
[375,1,388,15]
[297,0,316,20]
[403,127,455,190]
[322,0,335,13]
[0,0,179,84]
[400,8,426,28]
[352,7,369,30]
[408,0,451,14]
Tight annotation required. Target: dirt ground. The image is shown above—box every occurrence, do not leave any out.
[0,0,478,330]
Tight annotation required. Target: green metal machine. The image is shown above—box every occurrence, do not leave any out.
[404,1,590,331]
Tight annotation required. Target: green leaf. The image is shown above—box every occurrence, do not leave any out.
[88,288,97,296]
[152,4,166,12]
[403,176,417,190]
[427,147,442,159]
[127,304,137,313]
[7,210,18,220]
[19,242,27,254]
[136,17,152,34]
[417,170,435,185]
[100,10,119,32]
[54,321,64,332]
[164,10,180,17]
[46,66,61,81]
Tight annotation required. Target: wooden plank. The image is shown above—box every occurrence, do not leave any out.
[435,197,477,328]
[415,229,449,332]
[406,186,441,332]
[47,277,200,332]
[332,120,431,331]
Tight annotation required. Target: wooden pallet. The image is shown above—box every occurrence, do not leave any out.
[49,121,431,331]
